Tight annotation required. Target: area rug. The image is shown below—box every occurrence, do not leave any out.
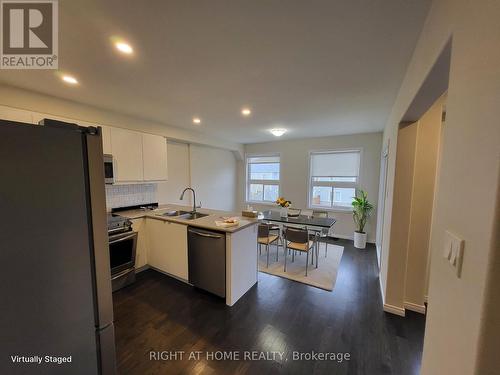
[258,242,344,291]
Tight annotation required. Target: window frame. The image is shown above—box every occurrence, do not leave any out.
[307,148,362,211]
[245,153,281,205]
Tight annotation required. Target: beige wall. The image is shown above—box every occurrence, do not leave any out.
[157,141,191,206]
[379,0,500,373]
[158,142,238,211]
[190,144,237,212]
[240,132,383,242]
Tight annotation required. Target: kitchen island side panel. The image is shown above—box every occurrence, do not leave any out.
[225,224,258,306]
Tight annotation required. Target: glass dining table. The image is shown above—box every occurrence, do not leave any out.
[258,210,337,230]
[258,210,337,268]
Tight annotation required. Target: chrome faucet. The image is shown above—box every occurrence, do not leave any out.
[179,187,199,213]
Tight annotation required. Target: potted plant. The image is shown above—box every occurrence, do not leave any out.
[276,197,291,218]
[352,189,373,249]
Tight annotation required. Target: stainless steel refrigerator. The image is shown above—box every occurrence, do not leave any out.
[0,119,116,374]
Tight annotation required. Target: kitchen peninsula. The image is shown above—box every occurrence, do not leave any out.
[117,204,258,306]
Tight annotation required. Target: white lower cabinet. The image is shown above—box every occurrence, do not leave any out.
[146,219,188,281]
[131,218,148,269]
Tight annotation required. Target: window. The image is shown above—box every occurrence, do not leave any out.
[246,155,280,203]
[309,150,360,209]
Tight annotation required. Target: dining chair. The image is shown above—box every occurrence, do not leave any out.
[313,210,331,257]
[296,209,313,257]
[283,226,319,276]
[257,223,279,267]
[263,220,283,250]
[287,207,301,217]
[301,209,313,217]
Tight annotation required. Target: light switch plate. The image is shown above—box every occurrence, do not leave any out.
[444,230,465,277]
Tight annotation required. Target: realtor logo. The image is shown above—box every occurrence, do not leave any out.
[1,0,58,69]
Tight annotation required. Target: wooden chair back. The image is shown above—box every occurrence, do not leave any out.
[258,224,271,238]
[284,226,308,244]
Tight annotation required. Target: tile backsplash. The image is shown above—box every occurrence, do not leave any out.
[105,184,157,210]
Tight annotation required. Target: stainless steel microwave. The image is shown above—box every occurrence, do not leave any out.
[103,154,114,184]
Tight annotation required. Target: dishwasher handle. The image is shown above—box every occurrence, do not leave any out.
[188,228,223,239]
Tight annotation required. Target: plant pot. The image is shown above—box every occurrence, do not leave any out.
[354,231,367,249]
[280,207,288,218]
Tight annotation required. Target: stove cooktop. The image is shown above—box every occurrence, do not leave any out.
[107,213,131,232]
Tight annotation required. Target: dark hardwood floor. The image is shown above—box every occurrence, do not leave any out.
[113,239,425,375]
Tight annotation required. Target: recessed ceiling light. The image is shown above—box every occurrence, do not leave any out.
[193,117,201,124]
[241,108,251,116]
[61,75,78,85]
[115,41,133,55]
[270,128,286,137]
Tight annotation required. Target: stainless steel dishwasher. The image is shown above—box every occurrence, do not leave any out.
[187,226,226,298]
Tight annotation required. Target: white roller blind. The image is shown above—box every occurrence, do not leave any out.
[311,151,360,177]
[248,155,280,163]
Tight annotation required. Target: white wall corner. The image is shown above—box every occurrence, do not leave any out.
[376,243,381,266]
[232,148,244,161]
[379,276,385,304]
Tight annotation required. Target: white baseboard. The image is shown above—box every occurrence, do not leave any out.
[332,233,353,240]
[404,302,427,314]
[331,233,376,244]
[383,303,406,317]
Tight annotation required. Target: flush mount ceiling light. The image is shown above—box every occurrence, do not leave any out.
[241,108,251,116]
[61,75,78,85]
[193,117,201,124]
[115,41,133,55]
[269,128,286,137]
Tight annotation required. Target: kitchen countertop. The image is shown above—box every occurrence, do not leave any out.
[114,204,258,233]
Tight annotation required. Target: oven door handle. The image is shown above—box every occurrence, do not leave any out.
[109,232,137,244]
[108,227,124,235]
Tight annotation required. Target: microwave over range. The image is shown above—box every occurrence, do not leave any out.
[104,154,114,184]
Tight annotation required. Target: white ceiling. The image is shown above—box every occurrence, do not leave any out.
[0,0,430,143]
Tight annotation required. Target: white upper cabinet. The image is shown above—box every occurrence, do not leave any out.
[110,127,144,182]
[101,125,112,155]
[142,133,168,181]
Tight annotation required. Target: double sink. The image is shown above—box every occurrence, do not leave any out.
[156,210,209,221]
